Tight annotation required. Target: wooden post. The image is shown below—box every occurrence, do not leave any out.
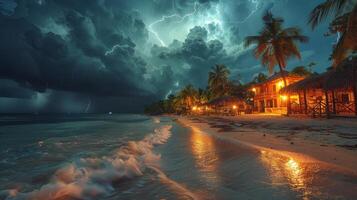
[298,92,302,114]
[287,93,291,116]
[353,66,357,116]
[332,90,336,114]
[303,89,308,114]
[325,90,330,118]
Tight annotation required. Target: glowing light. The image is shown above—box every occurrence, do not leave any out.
[189,126,220,186]
[259,150,309,196]
[280,95,288,101]
[286,159,300,174]
[192,106,198,111]
[252,88,257,93]
[277,81,285,89]
[232,105,237,109]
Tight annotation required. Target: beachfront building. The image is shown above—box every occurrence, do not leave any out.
[250,71,305,114]
[281,58,357,117]
[195,96,248,116]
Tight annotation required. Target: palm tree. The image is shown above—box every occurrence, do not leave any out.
[244,12,309,87]
[208,64,231,98]
[253,73,268,84]
[309,0,357,66]
[177,85,198,112]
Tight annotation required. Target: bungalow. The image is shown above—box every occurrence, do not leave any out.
[250,71,305,114]
[281,57,357,117]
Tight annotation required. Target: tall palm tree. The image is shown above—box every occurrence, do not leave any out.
[309,0,357,66]
[177,85,198,111]
[244,12,309,87]
[208,64,231,98]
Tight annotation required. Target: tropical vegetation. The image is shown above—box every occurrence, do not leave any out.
[308,0,357,66]
[244,11,309,87]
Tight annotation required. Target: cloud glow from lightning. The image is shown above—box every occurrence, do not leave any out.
[148,1,199,46]
[236,0,260,24]
[147,0,264,98]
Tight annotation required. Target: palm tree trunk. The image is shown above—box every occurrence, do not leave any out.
[277,63,291,115]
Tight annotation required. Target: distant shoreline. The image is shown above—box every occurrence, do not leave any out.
[174,115,357,174]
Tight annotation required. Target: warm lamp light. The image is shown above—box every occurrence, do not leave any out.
[192,106,197,111]
[232,105,237,109]
[277,81,284,89]
[280,95,288,101]
[252,88,256,92]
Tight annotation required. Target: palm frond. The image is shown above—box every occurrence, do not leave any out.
[332,5,357,66]
[308,0,349,29]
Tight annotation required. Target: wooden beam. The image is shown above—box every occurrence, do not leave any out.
[303,89,308,114]
[332,90,336,114]
[298,92,302,114]
[353,66,357,116]
[325,90,330,118]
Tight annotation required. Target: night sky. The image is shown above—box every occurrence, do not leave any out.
[0,0,335,113]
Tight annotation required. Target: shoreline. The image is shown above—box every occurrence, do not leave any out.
[175,115,357,174]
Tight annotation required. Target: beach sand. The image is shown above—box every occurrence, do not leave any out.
[177,114,357,174]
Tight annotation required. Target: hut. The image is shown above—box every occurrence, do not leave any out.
[281,57,357,117]
[203,96,248,116]
[250,71,306,114]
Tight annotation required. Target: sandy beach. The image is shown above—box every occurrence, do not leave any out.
[177,114,357,174]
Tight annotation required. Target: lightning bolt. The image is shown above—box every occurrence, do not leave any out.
[148,1,199,46]
[236,0,261,24]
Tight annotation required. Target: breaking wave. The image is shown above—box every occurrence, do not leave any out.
[3,125,172,200]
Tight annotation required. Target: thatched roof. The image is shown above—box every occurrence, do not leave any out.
[206,96,244,106]
[281,57,357,93]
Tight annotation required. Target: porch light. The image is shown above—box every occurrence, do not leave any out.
[280,95,288,101]
[278,81,284,89]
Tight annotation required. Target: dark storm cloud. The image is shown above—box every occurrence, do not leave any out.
[0,0,167,112]
[0,15,146,97]
[0,79,35,99]
[1,1,157,91]
[0,0,339,113]
[151,26,229,88]
[0,0,17,15]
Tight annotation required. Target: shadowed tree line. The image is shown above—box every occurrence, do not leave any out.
[144,65,312,115]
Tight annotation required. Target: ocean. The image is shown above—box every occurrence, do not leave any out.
[0,114,356,200]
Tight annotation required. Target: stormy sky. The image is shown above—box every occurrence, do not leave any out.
[0,0,335,113]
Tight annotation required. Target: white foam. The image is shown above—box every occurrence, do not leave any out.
[4,125,172,200]
[153,117,160,124]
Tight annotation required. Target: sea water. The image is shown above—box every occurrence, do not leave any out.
[0,114,356,200]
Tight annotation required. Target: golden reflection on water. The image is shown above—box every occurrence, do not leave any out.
[260,150,313,199]
[189,126,221,187]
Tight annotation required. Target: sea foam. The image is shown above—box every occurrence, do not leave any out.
[3,125,172,200]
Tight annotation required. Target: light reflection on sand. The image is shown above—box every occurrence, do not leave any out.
[260,150,314,200]
[189,126,221,188]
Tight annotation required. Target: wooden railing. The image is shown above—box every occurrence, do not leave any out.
[290,100,355,117]
[334,101,355,114]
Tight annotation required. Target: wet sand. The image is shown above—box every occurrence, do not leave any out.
[177,115,357,174]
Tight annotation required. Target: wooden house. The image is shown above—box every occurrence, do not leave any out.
[281,57,357,117]
[250,71,305,114]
